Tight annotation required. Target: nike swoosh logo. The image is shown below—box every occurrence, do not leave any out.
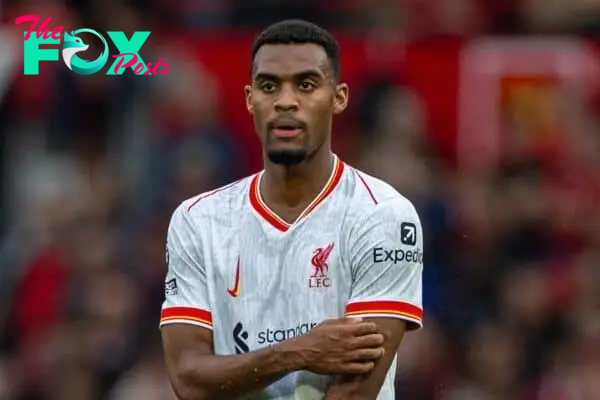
[227,258,241,297]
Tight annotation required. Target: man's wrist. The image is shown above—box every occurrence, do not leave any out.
[271,336,312,372]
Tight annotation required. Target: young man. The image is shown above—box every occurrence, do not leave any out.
[160,20,424,400]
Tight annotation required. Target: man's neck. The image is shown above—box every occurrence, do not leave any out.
[261,150,334,211]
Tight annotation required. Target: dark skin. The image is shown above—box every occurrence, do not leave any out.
[162,318,386,400]
[161,43,407,400]
[244,43,348,223]
[324,319,408,399]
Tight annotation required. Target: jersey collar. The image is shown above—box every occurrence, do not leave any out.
[249,155,345,232]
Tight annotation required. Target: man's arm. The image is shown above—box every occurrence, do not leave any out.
[160,203,305,399]
[162,318,385,400]
[324,318,406,400]
[162,324,307,400]
[325,196,424,399]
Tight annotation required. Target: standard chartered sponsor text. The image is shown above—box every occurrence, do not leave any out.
[257,322,318,344]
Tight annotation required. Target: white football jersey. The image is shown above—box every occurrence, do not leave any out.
[160,154,423,400]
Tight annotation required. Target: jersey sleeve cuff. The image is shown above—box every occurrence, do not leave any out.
[159,306,213,330]
[344,300,423,330]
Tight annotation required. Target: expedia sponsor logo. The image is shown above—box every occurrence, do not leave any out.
[372,247,423,264]
[257,322,318,345]
[401,222,417,245]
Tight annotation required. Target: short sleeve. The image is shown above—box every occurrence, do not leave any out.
[159,204,212,330]
[344,198,424,330]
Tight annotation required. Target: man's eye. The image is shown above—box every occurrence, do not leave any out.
[260,82,276,92]
[299,81,316,91]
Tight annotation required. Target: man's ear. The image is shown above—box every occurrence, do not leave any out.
[333,83,349,115]
[245,85,253,114]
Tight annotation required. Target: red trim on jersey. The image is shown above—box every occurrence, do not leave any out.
[345,300,423,322]
[249,156,345,232]
[187,179,243,212]
[302,159,345,217]
[249,175,289,231]
[355,170,378,205]
[160,307,212,326]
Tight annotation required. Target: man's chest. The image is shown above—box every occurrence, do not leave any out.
[211,231,351,306]
[203,220,354,344]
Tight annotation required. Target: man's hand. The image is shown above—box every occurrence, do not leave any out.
[162,318,384,400]
[292,317,385,375]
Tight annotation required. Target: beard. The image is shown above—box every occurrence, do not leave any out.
[266,149,308,166]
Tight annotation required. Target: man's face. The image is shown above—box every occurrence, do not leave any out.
[245,43,348,166]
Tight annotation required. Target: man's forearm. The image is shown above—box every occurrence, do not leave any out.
[174,339,307,400]
[324,375,370,400]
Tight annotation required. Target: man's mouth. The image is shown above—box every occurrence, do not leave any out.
[272,126,303,138]
[270,120,304,138]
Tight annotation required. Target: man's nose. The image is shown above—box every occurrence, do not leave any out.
[274,84,299,112]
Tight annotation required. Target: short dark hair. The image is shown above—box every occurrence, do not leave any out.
[250,20,340,81]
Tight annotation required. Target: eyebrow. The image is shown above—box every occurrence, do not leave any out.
[253,69,325,82]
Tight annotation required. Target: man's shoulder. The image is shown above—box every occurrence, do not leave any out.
[177,174,255,219]
[344,165,415,215]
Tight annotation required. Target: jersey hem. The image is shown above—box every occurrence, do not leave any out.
[159,319,214,330]
[345,300,422,318]
[344,312,423,330]
[160,306,213,326]
[345,300,423,330]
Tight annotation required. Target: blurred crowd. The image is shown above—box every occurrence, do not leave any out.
[1,0,600,399]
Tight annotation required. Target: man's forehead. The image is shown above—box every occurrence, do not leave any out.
[253,43,329,75]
